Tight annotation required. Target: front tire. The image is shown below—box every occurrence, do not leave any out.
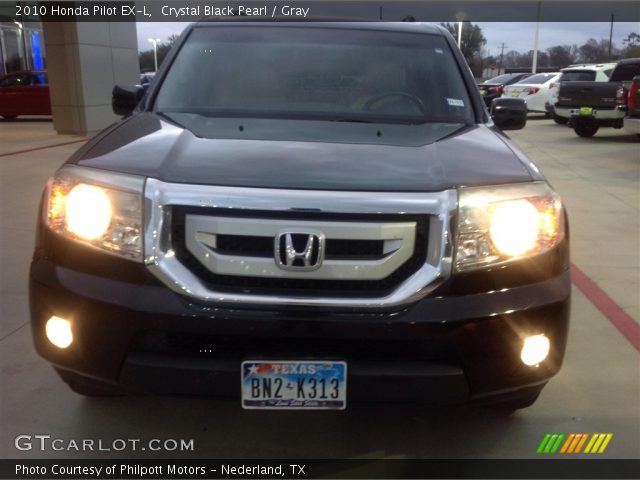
[573,121,599,137]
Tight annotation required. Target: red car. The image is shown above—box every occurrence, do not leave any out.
[0,70,51,119]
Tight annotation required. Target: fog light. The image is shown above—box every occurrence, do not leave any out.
[45,316,73,349]
[521,334,550,366]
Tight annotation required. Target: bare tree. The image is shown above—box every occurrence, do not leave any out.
[578,38,618,62]
[546,45,577,69]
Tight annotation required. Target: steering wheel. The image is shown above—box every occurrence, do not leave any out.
[363,92,427,115]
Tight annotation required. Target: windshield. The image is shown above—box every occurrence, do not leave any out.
[484,74,518,84]
[516,73,556,84]
[610,62,640,82]
[155,26,474,125]
[560,70,596,82]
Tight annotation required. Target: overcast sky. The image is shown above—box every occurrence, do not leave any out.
[136,21,638,56]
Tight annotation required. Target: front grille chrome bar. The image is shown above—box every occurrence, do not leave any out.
[186,216,416,280]
[143,178,457,308]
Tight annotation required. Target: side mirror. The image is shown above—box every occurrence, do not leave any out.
[491,98,527,130]
[112,84,144,116]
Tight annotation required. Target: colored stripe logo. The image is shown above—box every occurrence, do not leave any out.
[537,433,613,454]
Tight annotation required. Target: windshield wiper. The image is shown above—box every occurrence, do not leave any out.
[155,111,189,128]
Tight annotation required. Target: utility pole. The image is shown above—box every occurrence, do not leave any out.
[148,38,161,72]
[532,1,541,73]
[498,43,507,74]
[608,14,614,59]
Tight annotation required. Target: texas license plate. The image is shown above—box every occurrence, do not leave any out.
[479,88,487,95]
[511,91,520,97]
[579,106,594,116]
[241,361,347,410]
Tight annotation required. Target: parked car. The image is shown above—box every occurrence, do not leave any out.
[546,63,616,124]
[502,72,561,114]
[0,70,51,119]
[623,75,640,136]
[556,58,640,137]
[139,71,156,87]
[31,22,569,411]
[478,73,533,107]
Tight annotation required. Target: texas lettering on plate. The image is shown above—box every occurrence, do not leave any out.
[241,360,347,409]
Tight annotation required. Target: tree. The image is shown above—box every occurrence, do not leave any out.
[503,50,532,69]
[623,32,640,47]
[529,50,550,68]
[578,38,618,63]
[138,34,181,72]
[440,22,487,75]
[546,45,576,69]
[622,32,640,58]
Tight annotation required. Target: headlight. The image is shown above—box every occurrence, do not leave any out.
[455,182,565,272]
[65,184,112,240]
[44,166,145,261]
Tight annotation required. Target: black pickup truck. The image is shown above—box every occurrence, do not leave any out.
[555,58,640,137]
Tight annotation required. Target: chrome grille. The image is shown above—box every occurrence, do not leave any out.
[184,214,416,280]
[215,235,384,259]
[143,179,456,308]
[171,209,429,297]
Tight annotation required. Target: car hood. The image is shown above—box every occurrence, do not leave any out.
[70,113,536,192]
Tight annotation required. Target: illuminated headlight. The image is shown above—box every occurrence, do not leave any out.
[45,166,145,261]
[455,182,565,272]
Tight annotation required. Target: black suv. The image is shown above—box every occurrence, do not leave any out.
[30,22,570,411]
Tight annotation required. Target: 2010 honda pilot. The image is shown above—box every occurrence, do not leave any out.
[30,21,570,411]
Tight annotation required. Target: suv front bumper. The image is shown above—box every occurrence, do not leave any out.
[30,235,571,405]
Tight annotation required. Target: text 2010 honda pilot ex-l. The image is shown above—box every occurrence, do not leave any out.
[30,21,570,411]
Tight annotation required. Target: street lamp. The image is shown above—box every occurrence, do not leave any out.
[457,21,463,48]
[147,37,161,72]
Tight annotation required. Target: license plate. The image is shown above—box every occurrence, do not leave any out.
[479,88,487,95]
[511,91,520,97]
[579,107,593,116]
[241,360,347,410]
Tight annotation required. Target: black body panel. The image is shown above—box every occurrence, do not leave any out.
[69,114,537,192]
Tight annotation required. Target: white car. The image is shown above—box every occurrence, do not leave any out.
[546,63,617,124]
[502,72,561,113]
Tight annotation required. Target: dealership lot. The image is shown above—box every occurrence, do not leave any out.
[0,117,638,459]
